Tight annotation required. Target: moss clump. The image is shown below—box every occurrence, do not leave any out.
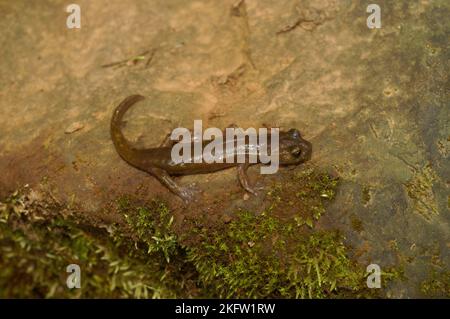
[266,166,339,228]
[362,186,371,205]
[404,164,438,220]
[119,197,178,263]
[0,165,400,299]
[351,215,364,232]
[0,190,192,298]
[186,210,376,298]
[420,269,450,297]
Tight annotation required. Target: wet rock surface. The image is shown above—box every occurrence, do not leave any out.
[0,0,448,297]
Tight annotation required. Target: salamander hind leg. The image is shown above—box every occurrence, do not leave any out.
[149,167,197,204]
[237,163,257,196]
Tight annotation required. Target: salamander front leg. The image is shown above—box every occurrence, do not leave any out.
[237,163,257,196]
[149,167,196,203]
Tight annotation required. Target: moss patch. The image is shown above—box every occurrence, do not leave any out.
[420,269,450,297]
[0,190,194,298]
[265,166,339,228]
[404,164,438,220]
[0,167,401,298]
[362,186,371,205]
[186,210,374,298]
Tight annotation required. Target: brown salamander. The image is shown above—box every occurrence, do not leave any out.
[111,95,312,202]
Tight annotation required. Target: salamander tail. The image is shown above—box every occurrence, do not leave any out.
[110,95,145,160]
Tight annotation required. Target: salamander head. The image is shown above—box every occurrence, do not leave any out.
[278,129,312,165]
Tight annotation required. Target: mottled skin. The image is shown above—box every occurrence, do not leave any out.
[111,95,312,202]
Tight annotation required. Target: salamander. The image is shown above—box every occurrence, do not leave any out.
[111,95,312,202]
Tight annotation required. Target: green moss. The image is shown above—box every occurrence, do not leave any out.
[179,167,400,298]
[186,210,376,298]
[266,166,339,228]
[362,186,371,205]
[420,269,450,297]
[120,197,178,263]
[404,164,438,220]
[0,166,401,298]
[0,191,191,298]
[351,215,364,232]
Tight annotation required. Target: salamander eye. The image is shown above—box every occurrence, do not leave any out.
[291,146,302,157]
[288,129,301,139]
